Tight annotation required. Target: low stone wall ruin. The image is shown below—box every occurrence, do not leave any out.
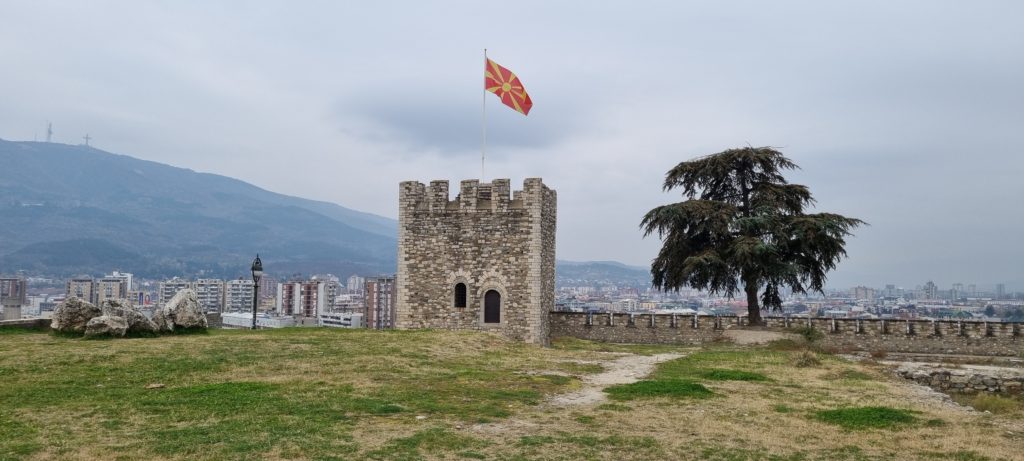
[549,312,1024,356]
[896,364,1024,394]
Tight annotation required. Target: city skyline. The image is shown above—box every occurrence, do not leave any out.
[1,2,1022,290]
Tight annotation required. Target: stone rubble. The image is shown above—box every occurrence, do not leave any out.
[101,299,158,334]
[896,362,1024,394]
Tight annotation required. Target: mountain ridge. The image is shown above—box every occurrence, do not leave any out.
[0,139,397,278]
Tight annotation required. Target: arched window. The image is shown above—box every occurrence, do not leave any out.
[454,283,467,308]
[484,290,501,323]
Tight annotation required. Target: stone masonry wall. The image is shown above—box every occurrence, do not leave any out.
[897,364,1024,395]
[550,312,1024,356]
[396,178,556,345]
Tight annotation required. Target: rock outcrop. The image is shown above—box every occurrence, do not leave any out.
[51,297,102,334]
[101,300,158,335]
[84,315,129,338]
[157,289,208,330]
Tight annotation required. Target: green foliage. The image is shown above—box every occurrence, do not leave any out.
[642,147,864,322]
[653,350,787,381]
[697,368,769,382]
[604,379,714,401]
[813,406,917,430]
[790,325,823,343]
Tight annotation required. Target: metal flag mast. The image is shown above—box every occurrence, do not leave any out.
[481,48,488,180]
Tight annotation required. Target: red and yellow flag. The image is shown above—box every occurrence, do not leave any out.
[485,58,532,115]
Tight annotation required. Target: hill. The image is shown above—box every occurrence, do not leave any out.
[0,328,1019,460]
[556,260,652,287]
[0,139,398,278]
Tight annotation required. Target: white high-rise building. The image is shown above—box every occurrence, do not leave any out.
[224,279,255,312]
[159,278,192,305]
[194,279,225,313]
[276,280,328,320]
[346,275,365,294]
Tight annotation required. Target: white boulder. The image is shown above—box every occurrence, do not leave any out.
[51,297,102,334]
[84,315,129,338]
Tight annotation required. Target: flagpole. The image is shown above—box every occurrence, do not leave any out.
[481,48,487,180]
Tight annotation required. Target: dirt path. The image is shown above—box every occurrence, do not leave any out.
[550,352,685,406]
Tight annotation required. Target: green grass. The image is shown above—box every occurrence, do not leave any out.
[772,404,794,413]
[551,336,689,355]
[0,328,584,460]
[604,379,713,401]
[366,427,488,460]
[1,327,1019,460]
[813,406,918,430]
[653,350,787,382]
[920,451,992,461]
[964,394,1023,414]
[697,368,769,382]
[597,403,631,412]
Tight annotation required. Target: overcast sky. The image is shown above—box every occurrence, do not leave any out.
[1,1,1022,290]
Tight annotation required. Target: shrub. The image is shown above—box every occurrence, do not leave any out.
[793,350,821,368]
[791,325,823,343]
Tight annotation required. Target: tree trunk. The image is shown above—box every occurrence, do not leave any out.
[745,282,763,326]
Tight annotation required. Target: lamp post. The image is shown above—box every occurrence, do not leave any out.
[251,254,263,330]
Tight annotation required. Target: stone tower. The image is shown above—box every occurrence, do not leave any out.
[396,178,556,345]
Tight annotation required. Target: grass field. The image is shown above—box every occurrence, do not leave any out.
[0,327,1022,460]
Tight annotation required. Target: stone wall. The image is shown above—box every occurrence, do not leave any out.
[897,364,1024,394]
[205,313,223,329]
[0,318,50,330]
[396,178,556,345]
[550,312,1024,356]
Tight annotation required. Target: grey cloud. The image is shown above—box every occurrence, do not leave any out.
[1,0,1023,291]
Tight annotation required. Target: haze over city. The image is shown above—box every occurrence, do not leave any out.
[1,1,1022,289]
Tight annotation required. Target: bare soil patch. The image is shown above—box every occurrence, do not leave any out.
[549,352,684,406]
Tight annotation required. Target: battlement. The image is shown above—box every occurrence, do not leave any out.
[399,178,553,213]
[396,177,557,345]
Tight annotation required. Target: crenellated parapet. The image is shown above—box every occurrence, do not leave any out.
[398,178,553,214]
[549,312,1024,356]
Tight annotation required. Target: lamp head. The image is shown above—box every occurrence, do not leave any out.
[251,254,263,282]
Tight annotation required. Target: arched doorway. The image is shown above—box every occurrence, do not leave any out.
[484,290,501,324]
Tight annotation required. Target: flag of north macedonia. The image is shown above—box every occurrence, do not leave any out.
[485,58,532,115]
